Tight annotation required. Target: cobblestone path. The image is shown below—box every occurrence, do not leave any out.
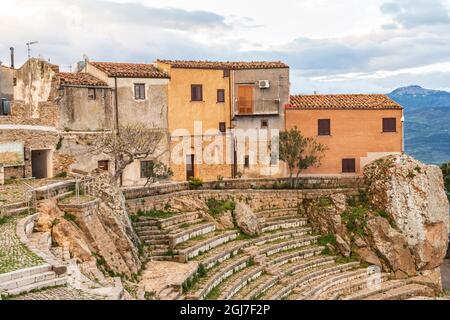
[0,216,43,274]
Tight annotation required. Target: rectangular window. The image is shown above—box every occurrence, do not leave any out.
[383,118,396,132]
[219,122,226,133]
[88,88,96,100]
[0,99,11,116]
[191,84,203,101]
[97,160,109,171]
[270,151,278,165]
[134,83,145,100]
[318,119,331,136]
[244,155,250,168]
[140,160,155,178]
[261,120,269,128]
[217,89,225,103]
[223,69,230,78]
[342,159,356,173]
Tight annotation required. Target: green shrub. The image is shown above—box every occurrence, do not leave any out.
[189,177,203,189]
[341,206,368,237]
[206,198,235,217]
[54,171,67,178]
[317,234,336,246]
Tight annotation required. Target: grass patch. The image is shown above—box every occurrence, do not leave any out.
[317,234,336,247]
[0,216,11,226]
[206,198,235,217]
[135,209,176,219]
[204,285,221,300]
[341,206,369,237]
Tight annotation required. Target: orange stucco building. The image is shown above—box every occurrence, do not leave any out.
[285,94,404,176]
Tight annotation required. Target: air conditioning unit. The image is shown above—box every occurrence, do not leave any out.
[259,80,270,89]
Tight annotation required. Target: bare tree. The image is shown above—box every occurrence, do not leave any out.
[91,123,172,183]
[279,126,328,188]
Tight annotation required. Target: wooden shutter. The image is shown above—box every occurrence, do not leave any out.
[219,122,226,133]
[342,159,356,173]
[383,118,396,132]
[238,85,254,114]
[135,84,145,100]
[318,119,331,135]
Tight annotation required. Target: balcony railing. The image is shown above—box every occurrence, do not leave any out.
[235,99,280,115]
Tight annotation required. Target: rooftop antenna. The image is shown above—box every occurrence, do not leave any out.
[26,41,39,59]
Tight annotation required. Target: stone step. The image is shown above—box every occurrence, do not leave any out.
[164,218,205,233]
[158,212,201,229]
[177,231,239,263]
[238,256,335,300]
[261,218,307,233]
[0,271,57,291]
[342,279,410,300]
[6,277,68,296]
[134,222,159,229]
[139,234,170,241]
[251,228,312,246]
[266,262,360,300]
[136,229,166,237]
[168,223,216,248]
[296,269,370,300]
[256,208,298,219]
[362,283,435,300]
[257,236,319,257]
[322,273,391,300]
[0,264,52,284]
[144,239,170,245]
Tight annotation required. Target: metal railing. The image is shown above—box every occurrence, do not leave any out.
[74,175,94,204]
[21,181,37,215]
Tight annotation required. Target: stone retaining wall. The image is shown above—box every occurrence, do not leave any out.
[126,188,360,215]
[122,176,364,200]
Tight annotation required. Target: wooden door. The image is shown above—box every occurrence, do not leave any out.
[238,85,254,114]
[186,154,195,180]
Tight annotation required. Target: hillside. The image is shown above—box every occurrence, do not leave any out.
[388,85,450,165]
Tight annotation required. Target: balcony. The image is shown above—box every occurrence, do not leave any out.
[235,99,280,116]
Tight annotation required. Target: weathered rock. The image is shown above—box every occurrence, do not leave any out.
[216,211,235,230]
[234,202,260,236]
[365,216,416,278]
[355,247,382,267]
[52,219,95,263]
[35,199,63,232]
[364,154,449,271]
[335,234,351,257]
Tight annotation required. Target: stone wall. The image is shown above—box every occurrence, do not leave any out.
[126,188,360,214]
[122,176,364,200]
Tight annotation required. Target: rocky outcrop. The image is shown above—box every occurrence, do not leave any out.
[365,154,449,271]
[301,154,449,289]
[234,202,260,236]
[35,171,142,281]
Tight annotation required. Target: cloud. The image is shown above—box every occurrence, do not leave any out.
[381,0,450,28]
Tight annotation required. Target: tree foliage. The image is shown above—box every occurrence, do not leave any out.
[91,123,171,183]
[279,126,328,187]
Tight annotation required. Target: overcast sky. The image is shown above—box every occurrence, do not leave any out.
[1,0,450,93]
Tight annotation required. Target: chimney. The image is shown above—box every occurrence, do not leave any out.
[10,47,14,69]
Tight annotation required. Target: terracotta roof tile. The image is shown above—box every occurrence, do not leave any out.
[157,59,289,70]
[288,94,403,110]
[58,72,108,87]
[90,62,169,78]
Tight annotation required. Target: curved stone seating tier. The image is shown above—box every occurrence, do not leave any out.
[256,235,319,257]
[256,208,299,219]
[175,231,240,262]
[185,256,251,300]
[168,223,216,248]
[293,268,372,300]
[217,266,266,300]
[361,283,435,300]
[261,218,308,233]
[265,262,360,300]
[237,256,335,300]
[251,228,312,246]
[321,273,391,300]
[339,279,435,300]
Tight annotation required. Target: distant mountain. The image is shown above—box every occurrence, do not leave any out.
[388,85,450,165]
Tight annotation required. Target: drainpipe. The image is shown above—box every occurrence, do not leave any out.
[401,111,405,153]
[113,77,122,186]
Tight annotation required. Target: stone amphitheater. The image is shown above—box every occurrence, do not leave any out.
[0,154,449,301]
